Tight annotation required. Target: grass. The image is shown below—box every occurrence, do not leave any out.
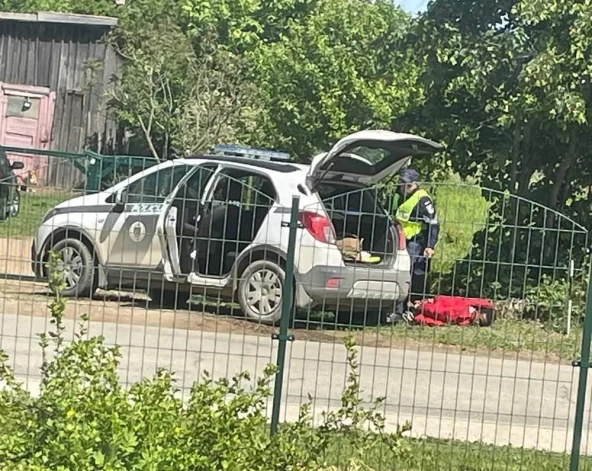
[379,318,583,361]
[189,298,582,361]
[0,190,73,238]
[323,435,592,470]
[289,312,583,362]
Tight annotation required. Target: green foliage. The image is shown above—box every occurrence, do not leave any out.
[408,0,592,229]
[378,177,490,277]
[250,0,419,159]
[524,274,588,333]
[109,16,256,160]
[429,180,490,274]
[5,0,417,161]
[0,252,410,470]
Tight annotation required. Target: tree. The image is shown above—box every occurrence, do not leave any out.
[109,18,257,160]
[402,0,592,299]
[511,0,592,220]
[109,23,193,160]
[249,0,422,159]
[3,0,424,163]
[178,0,422,160]
[408,0,592,221]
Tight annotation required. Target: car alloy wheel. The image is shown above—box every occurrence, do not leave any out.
[49,238,96,298]
[238,260,290,325]
[57,245,85,290]
[245,268,283,316]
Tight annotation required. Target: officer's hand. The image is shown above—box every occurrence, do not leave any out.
[424,248,435,258]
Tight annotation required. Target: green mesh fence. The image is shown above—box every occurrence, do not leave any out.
[0,146,590,469]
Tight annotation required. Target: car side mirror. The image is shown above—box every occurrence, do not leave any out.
[11,161,24,170]
[114,188,128,207]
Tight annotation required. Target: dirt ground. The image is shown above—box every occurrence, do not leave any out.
[0,236,392,347]
[0,278,272,335]
[0,278,387,347]
[0,276,485,359]
[0,237,34,277]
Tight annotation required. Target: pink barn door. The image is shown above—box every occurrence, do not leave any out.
[0,83,56,186]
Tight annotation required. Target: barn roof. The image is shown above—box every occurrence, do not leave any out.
[0,11,118,27]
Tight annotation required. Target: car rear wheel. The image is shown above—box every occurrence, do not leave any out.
[50,238,96,298]
[238,260,289,325]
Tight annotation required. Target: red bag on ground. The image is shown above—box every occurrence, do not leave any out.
[414,296,495,327]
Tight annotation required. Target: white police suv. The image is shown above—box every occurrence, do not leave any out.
[32,130,441,324]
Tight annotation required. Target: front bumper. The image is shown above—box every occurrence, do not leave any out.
[31,240,44,279]
[298,264,410,310]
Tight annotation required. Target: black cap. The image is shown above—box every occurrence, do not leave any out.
[400,168,420,184]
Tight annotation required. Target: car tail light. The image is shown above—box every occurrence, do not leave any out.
[326,277,341,289]
[397,224,406,250]
[299,211,336,244]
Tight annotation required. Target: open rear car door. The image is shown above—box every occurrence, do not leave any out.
[306,130,442,190]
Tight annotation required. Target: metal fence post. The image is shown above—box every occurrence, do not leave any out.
[270,195,300,436]
[570,260,592,470]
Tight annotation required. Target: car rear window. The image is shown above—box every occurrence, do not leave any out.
[318,184,382,215]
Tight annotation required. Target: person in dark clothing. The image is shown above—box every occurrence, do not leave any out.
[388,168,440,323]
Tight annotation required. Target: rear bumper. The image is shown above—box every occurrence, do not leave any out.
[298,264,410,310]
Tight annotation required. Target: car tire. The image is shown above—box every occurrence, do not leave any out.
[50,238,96,298]
[238,260,290,325]
[0,196,8,221]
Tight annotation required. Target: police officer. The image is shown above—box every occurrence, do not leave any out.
[389,168,439,323]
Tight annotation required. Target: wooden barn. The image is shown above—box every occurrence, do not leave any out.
[0,11,120,187]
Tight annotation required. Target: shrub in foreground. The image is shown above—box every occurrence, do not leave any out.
[0,254,410,470]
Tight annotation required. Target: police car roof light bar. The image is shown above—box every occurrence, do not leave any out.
[215,144,291,162]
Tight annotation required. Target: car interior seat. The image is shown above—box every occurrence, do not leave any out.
[196,178,244,276]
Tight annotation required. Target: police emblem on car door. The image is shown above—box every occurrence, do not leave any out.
[129,220,146,243]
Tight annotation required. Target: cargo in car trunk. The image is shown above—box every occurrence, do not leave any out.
[318,182,398,265]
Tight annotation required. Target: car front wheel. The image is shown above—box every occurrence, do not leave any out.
[238,260,289,325]
[50,238,96,298]
[0,195,9,221]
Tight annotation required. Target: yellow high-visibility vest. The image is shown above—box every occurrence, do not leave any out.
[395,189,430,240]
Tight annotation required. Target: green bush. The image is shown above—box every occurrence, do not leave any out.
[378,176,490,275]
[429,181,490,275]
[524,274,588,333]
[0,253,410,470]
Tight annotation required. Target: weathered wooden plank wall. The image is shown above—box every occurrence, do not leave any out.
[0,19,120,188]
